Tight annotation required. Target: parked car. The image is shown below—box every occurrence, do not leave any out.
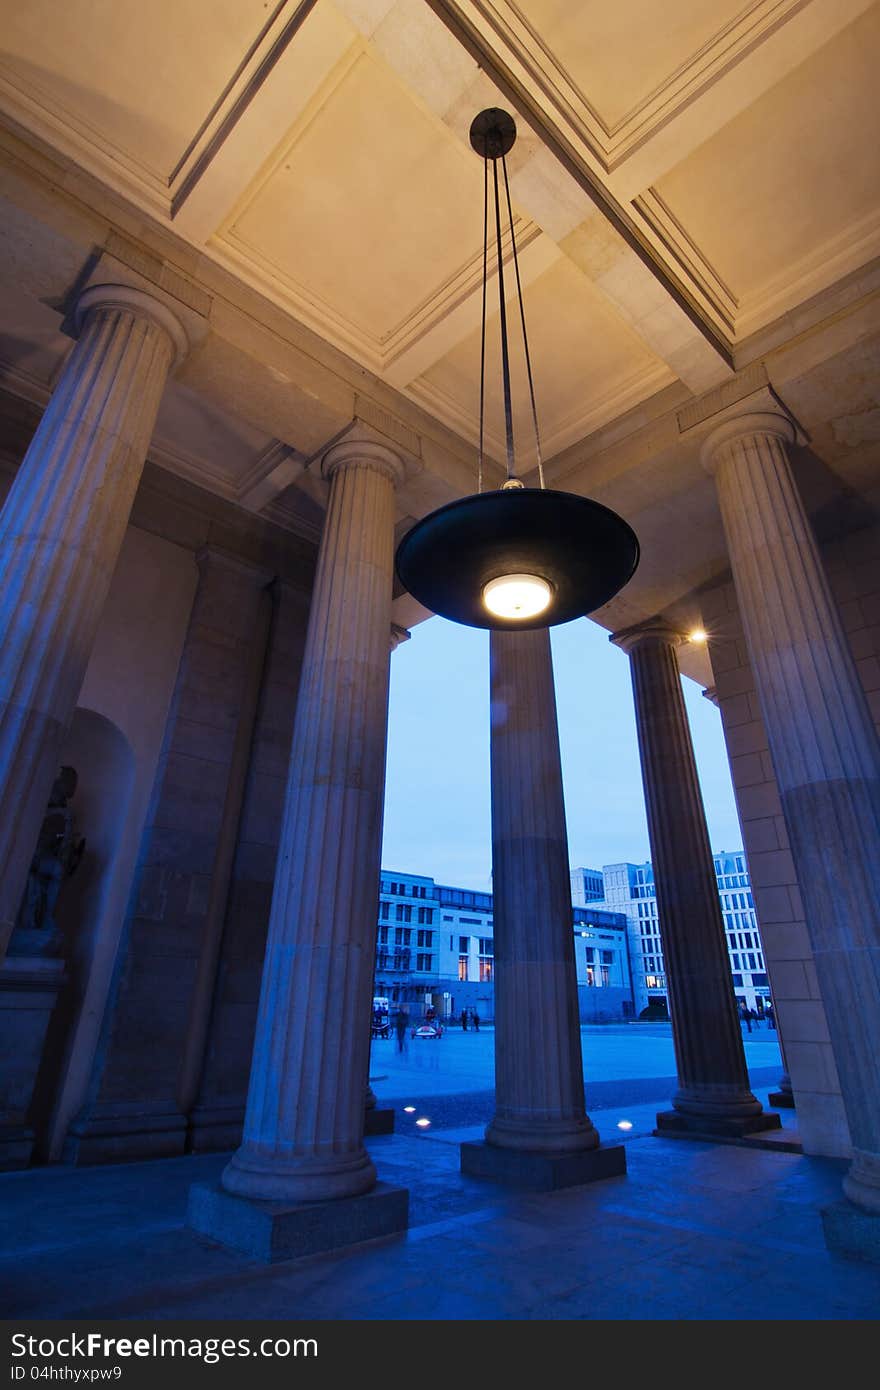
[411,1022,442,1039]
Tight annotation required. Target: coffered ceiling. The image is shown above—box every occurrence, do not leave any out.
[0,0,877,659]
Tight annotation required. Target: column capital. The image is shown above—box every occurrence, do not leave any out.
[610,616,684,656]
[74,284,189,368]
[700,408,796,475]
[390,623,411,652]
[321,427,406,488]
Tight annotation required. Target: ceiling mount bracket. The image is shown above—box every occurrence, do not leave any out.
[469,108,516,161]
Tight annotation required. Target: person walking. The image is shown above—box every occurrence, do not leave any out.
[766,1001,776,1029]
[461,1008,468,1031]
[472,1010,480,1032]
[394,1005,409,1053]
[739,1001,752,1033]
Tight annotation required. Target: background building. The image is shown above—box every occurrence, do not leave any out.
[375,871,633,1022]
[578,853,767,1016]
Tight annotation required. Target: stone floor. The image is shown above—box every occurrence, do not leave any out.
[3,1087,879,1321]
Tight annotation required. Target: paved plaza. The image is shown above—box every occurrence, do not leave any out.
[371,1019,784,1094]
[6,1022,878,1322]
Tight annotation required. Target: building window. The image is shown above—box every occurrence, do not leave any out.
[458,956,469,982]
[479,938,493,956]
[378,927,388,945]
[416,953,433,972]
[586,965,595,986]
[416,929,433,948]
[379,901,390,920]
[459,936,469,953]
[479,960,493,982]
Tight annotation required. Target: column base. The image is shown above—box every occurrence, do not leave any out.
[821,1200,880,1265]
[655,1109,782,1145]
[460,1140,626,1191]
[63,1101,188,1165]
[364,1107,395,1136]
[768,1090,796,1109]
[187,1181,409,1263]
[0,1124,35,1170]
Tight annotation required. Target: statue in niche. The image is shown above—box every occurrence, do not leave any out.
[12,766,85,956]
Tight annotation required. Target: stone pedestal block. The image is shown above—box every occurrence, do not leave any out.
[655,1109,781,1142]
[188,1180,408,1263]
[461,1139,626,1191]
[0,956,64,1169]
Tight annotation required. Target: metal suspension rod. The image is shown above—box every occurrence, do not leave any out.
[478,154,488,494]
[502,151,544,489]
[491,154,516,480]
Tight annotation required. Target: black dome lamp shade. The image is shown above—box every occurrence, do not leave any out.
[394,109,639,630]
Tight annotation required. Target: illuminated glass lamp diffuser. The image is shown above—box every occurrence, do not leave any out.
[394,108,639,631]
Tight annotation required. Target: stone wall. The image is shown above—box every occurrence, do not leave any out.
[189,581,310,1152]
[2,390,317,1164]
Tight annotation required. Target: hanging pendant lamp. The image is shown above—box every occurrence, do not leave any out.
[394,108,639,630]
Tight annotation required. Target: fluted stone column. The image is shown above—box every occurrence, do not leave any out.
[0,285,187,963]
[212,432,406,1221]
[613,621,778,1140]
[702,409,880,1244]
[703,686,794,1108]
[364,619,412,1139]
[461,627,624,1188]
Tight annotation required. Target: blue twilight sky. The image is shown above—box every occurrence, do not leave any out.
[381,614,744,891]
